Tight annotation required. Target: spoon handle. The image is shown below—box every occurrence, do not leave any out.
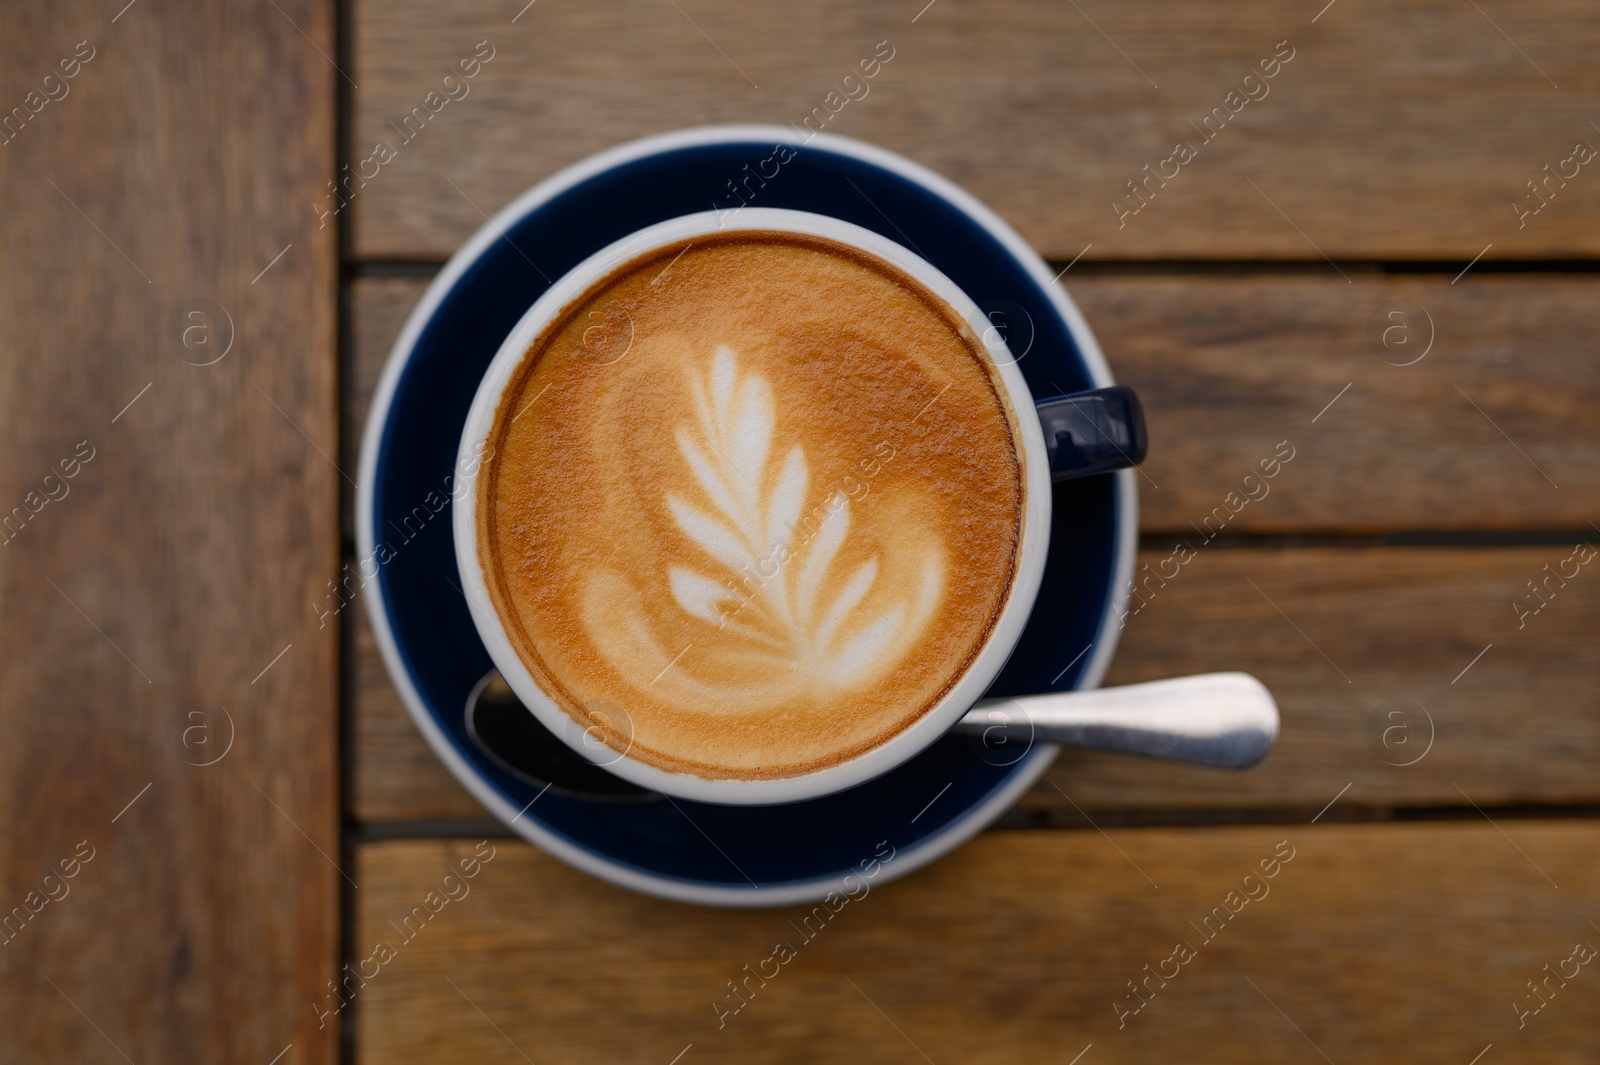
[954,672,1279,769]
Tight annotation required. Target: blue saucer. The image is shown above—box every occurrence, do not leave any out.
[357,127,1136,907]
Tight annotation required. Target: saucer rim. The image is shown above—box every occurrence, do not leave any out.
[356,124,1138,908]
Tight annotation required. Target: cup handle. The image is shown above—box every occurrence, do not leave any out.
[1034,385,1148,481]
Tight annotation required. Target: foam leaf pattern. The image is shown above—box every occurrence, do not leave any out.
[582,346,943,709]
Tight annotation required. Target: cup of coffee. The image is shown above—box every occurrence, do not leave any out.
[453,208,1144,805]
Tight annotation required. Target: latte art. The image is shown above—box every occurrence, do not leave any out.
[584,345,944,706]
[478,233,1025,779]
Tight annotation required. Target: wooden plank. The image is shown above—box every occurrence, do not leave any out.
[0,2,338,1062]
[349,0,1600,261]
[355,826,1600,1063]
[1077,274,1600,533]
[1038,544,1600,814]
[352,542,1600,820]
[349,274,1600,536]
[347,276,1598,821]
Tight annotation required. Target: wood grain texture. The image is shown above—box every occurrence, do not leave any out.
[350,273,1600,537]
[351,542,1600,820]
[1077,274,1600,533]
[1038,544,1600,814]
[349,0,1600,260]
[0,2,339,1062]
[354,828,1600,1063]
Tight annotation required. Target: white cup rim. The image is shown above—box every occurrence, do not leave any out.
[453,207,1054,804]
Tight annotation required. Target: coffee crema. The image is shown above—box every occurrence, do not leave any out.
[478,232,1025,780]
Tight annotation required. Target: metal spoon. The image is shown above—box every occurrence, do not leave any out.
[953,672,1279,770]
[466,670,1277,800]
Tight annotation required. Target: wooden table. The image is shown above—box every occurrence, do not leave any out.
[5,1,1597,1061]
